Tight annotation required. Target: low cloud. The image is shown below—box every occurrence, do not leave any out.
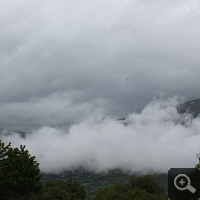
[1,98,199,174]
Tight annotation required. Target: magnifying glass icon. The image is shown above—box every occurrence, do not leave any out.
[174,174,196,193]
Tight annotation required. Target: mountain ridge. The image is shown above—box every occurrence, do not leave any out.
[177,98,200,117]
[1,98,200,136]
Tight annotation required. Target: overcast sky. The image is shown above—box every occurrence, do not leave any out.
[0,0,200,131]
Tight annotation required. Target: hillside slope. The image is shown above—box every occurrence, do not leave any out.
[177,98,200,117]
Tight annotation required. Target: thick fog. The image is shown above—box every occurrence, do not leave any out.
[1,98,200,174]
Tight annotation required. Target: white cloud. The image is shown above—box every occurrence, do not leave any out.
[1,98,200,173]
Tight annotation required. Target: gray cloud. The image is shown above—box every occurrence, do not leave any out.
[0,0,200,131]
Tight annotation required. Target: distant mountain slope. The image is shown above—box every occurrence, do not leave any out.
[177,98,200,117]
[0,129,28,138]
[1,98,200,137]
[118,98,200,124]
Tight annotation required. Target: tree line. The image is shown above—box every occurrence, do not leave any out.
[0,140,86,199]
[0,140,168,200]
[93,175,167,200]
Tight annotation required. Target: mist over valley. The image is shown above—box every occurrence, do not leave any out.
[1,98,200,174]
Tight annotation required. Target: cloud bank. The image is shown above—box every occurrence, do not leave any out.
[1,98,200,174]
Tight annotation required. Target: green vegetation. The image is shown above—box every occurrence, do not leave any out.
[42,169,134,199]
[41,179,86,200]
[195,163,200,169]
[0,140,168,199]
[0,140,86,200]
[93,175,167,200]
[42,170,167,200]
[0,140,42,199]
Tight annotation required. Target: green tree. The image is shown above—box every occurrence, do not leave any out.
[93,183,129,200]
[42,179,86,200]
[42,185,70,200]
[127,187,167,200]
[66,179,86,200]
[129,175,164,195]
[195,163,200,169]
[0,140,42,199]
[93,175,167,200]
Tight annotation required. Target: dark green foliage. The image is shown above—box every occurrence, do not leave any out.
[127,187,167,200]
[42,179,86,200]
[93,175,167,200]
[41,170,168,200]
[67,179,86,200]
[42,185,70,200]
[42,179,70,199]
[130,175,164,195]
[0,140,86,200]
[41,169,135,199]
[93,183,128,200]
[44,179,70,192]
[0,140,42,199]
